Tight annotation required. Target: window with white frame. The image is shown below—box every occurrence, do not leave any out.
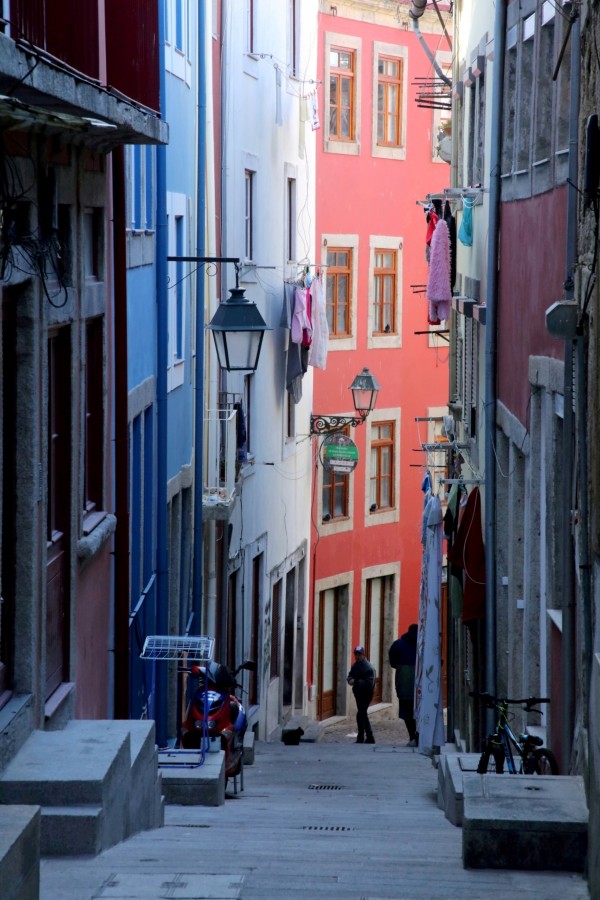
[128,145,155,233]
[165,0,191,84]
[167,193,187,391]
[372,41,408,161]
[321,233,358,351]
[369,421,395,512]
[324,32,361,155]
[467,66,485,187]
[286,176,297,263]
[367,236,402,349]
[431,55,452,164]
[365,408,400,527]
[244,170,254,263]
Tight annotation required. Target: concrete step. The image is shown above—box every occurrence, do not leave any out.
[41,806,104,857]
[158,748,225,806]
[63,719,164,836]
[462,773,588,870]
[0,805,40,900]
[437,751,482,825]
[0,722,162,856]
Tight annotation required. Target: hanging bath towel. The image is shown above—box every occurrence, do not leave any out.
[426,218,452,322]
[457,198,474,247]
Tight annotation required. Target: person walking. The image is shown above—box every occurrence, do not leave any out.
[347,646,376,744]
[388,624,418,746]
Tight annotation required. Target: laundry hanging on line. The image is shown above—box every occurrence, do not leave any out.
[426,218,452,325]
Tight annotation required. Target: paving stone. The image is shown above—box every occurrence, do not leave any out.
[41,739,590,899]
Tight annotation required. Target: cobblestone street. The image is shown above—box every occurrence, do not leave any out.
[317,713,412,746]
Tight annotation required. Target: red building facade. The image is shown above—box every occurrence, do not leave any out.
[309,1,450,720]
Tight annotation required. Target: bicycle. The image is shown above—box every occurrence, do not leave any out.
[469,691,559,775]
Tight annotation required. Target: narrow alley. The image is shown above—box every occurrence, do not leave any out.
[40,728,588,900]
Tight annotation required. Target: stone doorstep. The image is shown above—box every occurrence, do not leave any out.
[462,773,588,871]
[438,752,483,826]
[63,720,163,835]
[0,728,131,807]
[0,723,165,858]
[0,805,40,900]
[40,806,103,857]
[159,749,225,807]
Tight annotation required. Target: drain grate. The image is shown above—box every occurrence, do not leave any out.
[308,783,343,791]
[303,824,355,831]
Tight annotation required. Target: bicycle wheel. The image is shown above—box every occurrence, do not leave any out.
[524,748,559,775]
[477,739,505,774]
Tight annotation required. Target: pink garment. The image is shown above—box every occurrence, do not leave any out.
[426,219,452,321]
[302,287,313,348]
[291,286,312,345]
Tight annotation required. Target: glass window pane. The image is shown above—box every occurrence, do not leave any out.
[330,108,338,135]
[330,77,338,105]
[382,447,391,475]
[333,483,346,516]
[381,480,391,507]
[383,276,393,302]
[340,52,352,69]
[322,484,331,518]
[338,276,348,302]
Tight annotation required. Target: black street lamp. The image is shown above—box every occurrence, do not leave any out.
[207,269,270,372]
[310,367,381,435]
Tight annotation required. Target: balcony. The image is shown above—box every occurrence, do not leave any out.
[202,408,239,520]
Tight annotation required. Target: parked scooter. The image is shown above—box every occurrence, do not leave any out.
[180,659,256,782]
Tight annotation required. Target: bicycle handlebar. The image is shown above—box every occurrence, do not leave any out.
[469,690,550,709]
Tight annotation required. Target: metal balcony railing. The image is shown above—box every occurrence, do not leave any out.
[203,408,237,516]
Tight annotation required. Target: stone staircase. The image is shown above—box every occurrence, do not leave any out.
[0,719,164,895]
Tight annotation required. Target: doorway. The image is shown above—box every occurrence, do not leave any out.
[46,327,71,699]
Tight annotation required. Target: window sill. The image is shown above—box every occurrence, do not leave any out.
[372,144,406,162]
[240,455,256,479]
[77,512,116,568]
[82,509,108,537]
[324,139,360,156]
[44,681,75,722]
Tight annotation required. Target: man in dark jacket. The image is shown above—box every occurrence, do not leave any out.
[388,624,418,746]
[347,646,376,744]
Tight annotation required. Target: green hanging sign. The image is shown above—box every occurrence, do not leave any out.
[322,434,359,474]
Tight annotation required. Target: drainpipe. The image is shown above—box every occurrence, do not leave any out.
[155,0,169,746]
[112,145,130,718]
[192,1,207,635]
[484,0,507,726]
[409,2,451,87]
[561,7,581,772]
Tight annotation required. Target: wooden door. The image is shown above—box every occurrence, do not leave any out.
[317,588,337,720]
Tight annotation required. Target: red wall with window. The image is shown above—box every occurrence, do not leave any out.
[311,8,450,690]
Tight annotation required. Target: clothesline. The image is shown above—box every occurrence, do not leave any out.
[416,186,485,207]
